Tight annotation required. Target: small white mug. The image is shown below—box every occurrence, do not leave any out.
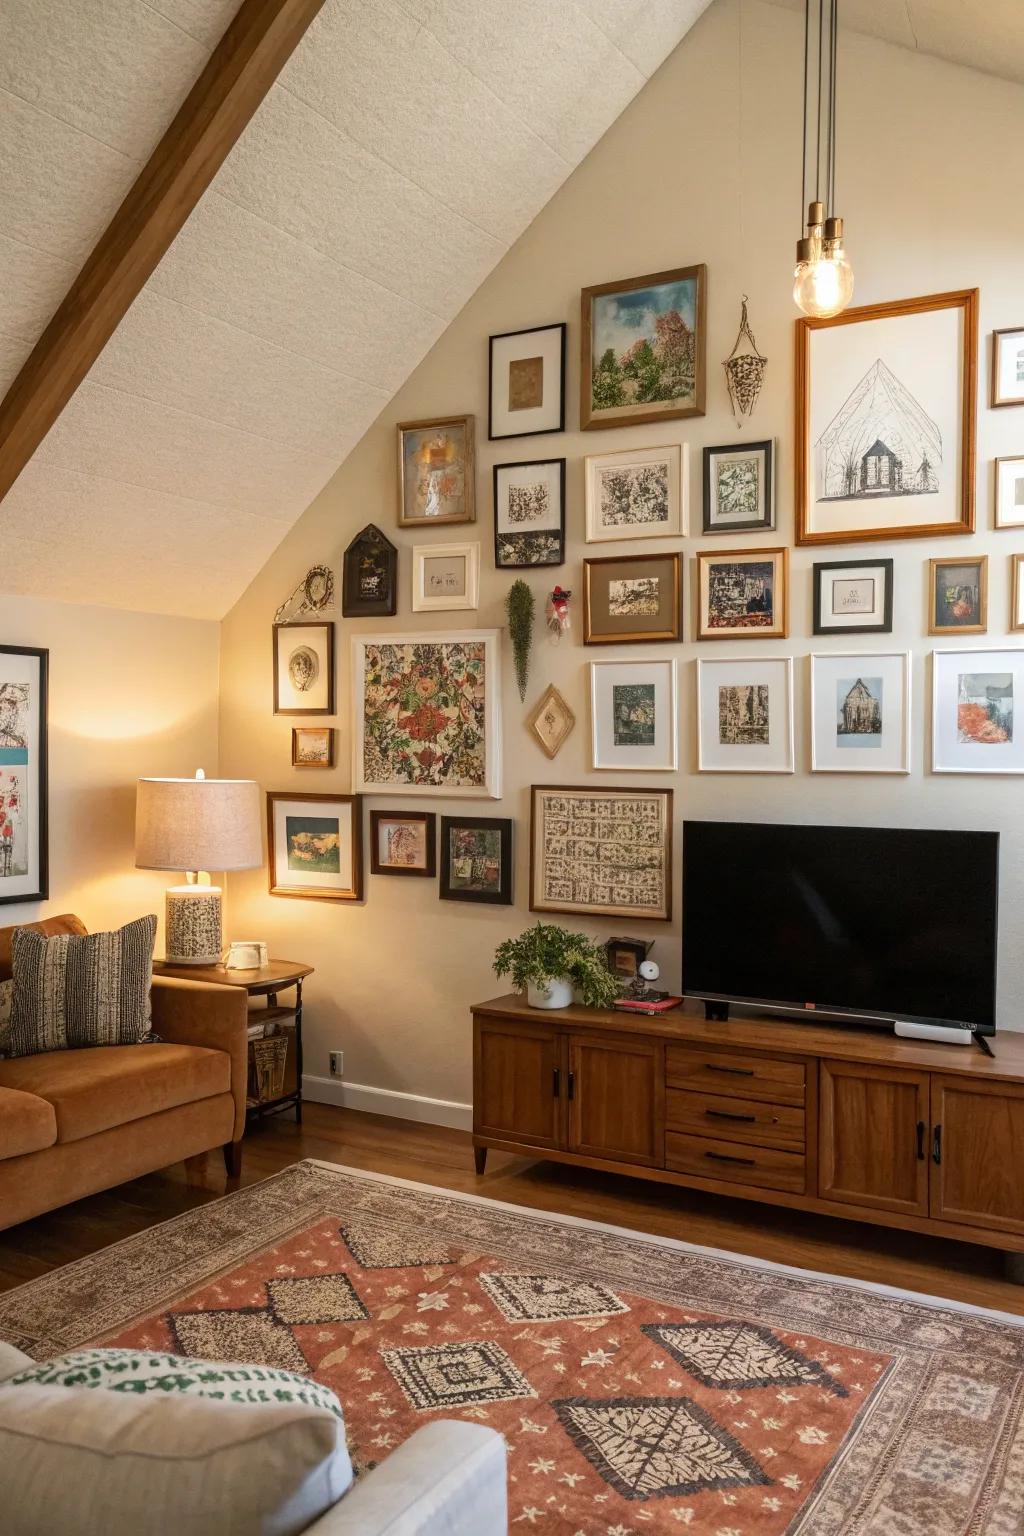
[225,940,268,970]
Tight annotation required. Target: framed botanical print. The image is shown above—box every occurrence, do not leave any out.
[267,792,362,901]
[702,440,774,534]
[440,816,512,904]
[397,416,475,526]
[697,656,794,774]
[580,263,707,431]
[932,648,1024,774]
[929,555,987,635]
[493,459,565,568]
[995,456,1024,530]
[696,548,788,640]
[273,622,334,715]
[992,326,1024,408]
[796,289,978,544]
[291,727,335,768]
[810,652,911,774]
[530,785,673,921]
[352,631,501,798]
[812,558,893,635]
[583,552,683,645]
[1013,556,1024,634]
[342,524,397,617]
[411,542,480,612]
[589,658,677,771]
[584,443,685,543]
[488,323,565,440]
[0,646,48,906]
[370,810,436,877]
[527,684,575,759]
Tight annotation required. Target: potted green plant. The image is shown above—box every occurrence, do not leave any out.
[493,921,620,1011]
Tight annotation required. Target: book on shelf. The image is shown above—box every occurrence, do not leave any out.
[612,995,684,1016]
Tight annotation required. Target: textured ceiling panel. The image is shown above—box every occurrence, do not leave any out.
[574,0,717,76]
[0,235,76,344]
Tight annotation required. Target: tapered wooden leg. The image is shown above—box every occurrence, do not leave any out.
[474,1145,487,1175]
[223,1139,244,1179]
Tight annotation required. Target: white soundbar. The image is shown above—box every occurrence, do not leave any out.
[894,1020,974,1046]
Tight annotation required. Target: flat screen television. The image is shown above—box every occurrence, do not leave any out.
[682,820,999,1035]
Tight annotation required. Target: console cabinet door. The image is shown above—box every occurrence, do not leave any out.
[819,1061,929,1216]
[567,1035,662,1167]
[474,1021,564,1150]
[930,1076,1024,1235]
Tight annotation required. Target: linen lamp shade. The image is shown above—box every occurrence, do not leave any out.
[135,774,262,965]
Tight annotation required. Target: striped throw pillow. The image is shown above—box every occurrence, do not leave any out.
[7,915,157,1058]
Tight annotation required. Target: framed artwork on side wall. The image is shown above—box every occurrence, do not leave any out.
[440,816,513,904]
[493,459,565,568]
[583,552,683,644]
[810,652,911,774]
[584,444,685,542]
[992,326,1024,407]
[267,792,362,901]
[0,645,48,906]
[273,622,334,715]
[580,264,707,431]
[488,323,566,439]
[291,727,335,768]
[529,785,673,921]
[397,416,475,526]
[812,558,893,634]
[932,648,1024,774]
[796,289,978,544]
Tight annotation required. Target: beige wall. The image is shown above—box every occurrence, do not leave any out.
[219,0,1024,1120]
[2,595,220,944]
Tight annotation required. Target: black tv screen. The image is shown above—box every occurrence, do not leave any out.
[682,820,999,1032]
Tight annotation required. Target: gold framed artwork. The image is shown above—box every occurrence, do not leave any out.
[397,416,475,526]
[583,552,683,645]
[527,684,575,759]
[992,326,1024,408]
[580,264,707,431]
[267,791,362,902]
[273,622,335,716]
[796,288,978,545]
[928,555,988,635]
[529,784,673,921]
[291,727,335,767]
[1013,556,1024,633]
[695,548,788,641]
[995,456,1024,530]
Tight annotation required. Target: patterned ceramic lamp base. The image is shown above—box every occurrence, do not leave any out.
[165,885,223,966]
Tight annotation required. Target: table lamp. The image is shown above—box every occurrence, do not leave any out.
[135,770,262,965]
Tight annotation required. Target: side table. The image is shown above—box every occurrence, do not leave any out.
[153,959,314,1128]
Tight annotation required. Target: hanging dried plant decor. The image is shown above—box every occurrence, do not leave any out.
[723,296,767,424]
[505,579,535,703]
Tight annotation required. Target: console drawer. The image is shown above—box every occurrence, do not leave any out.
[666,1131,807,1194]
[666,1089,805,1151]
[665,1045,805,1106]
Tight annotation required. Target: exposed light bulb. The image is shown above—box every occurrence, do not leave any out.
[793,250,854,319]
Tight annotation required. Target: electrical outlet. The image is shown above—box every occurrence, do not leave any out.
[329,1050,344,1079]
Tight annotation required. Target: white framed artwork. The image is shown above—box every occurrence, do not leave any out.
[411,542,480,612]
[932,647,1024,775]
[584,443,686,543]
[697,656,794,773]
[589,658,678,771]
[994,456,1024,530]
[810,652,911,774]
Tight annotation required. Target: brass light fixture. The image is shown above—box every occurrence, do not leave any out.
[794,0,854,319]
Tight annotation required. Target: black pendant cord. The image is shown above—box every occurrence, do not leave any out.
[815,0,823,206]
[830,0,839,219]
[801,0,810,224]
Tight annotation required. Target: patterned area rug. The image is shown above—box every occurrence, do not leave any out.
[2,1162,1024,1534]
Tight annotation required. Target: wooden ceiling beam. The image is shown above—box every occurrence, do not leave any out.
[0,0,326,505]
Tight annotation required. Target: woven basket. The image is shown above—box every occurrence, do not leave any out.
[249,1033,289,1103]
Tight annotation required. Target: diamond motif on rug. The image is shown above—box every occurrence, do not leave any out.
[554,1394,771,1501]
[168,1307,309,1374]
[643,1321,848,1397]
[479,1270,629,1322]
[267,1274,368,1325]
[340,1223,453,1270]
[381,1340,535,1410]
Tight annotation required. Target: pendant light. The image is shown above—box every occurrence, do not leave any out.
[793,0,853,318]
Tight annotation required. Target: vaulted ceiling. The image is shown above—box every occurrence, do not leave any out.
[0,0,712,619]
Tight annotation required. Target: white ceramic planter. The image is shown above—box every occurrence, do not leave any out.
[526,976,574,1010]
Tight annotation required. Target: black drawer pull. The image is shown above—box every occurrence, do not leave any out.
[705,1150,755,1167]
[933,1124,942,1165]
[705,1109,756,1124]
[706,1064,755,1077]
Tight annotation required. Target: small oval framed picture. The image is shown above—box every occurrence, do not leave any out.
[702,440,774,533]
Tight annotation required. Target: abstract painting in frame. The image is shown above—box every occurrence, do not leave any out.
[493,459,565,568]
[440,816,512,904]
[812,558,893,635]
[992,326,1024,408]
[488,323,565,440]
[702,440,774,534]
[810,652,911,774]
[529,785,672,921]
[370,811,436,878]
[267,791,362,901]
[696,656,794,774]
[589,658,678,771]
[796,289,978,545]
[581,264,707,431]
[352,631,501,798]
[696,548,788,640]
[397,416,475,527]
[584,444,685,543]
[932,648,1024,774]
[929,555,987,635]
[0,646,48,906]
[583,552,683,645]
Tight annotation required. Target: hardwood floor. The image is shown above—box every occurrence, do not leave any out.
[1,1101,1022,1315]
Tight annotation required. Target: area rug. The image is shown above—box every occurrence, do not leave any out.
[2,1163,1024,1534]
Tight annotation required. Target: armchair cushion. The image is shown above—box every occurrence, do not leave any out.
[6,915,157,1058]
[0,1085,57,1157]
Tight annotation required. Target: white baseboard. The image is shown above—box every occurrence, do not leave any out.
[302,1074,472,1131]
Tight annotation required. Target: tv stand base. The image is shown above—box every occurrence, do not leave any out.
[703,1000,730,1022]
[894,1020,973,1046]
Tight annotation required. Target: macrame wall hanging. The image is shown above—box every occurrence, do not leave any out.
[722,296,767,425]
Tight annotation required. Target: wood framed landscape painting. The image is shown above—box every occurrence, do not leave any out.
[291,727,335,768]
[397,416,475,526]
[812,558,893,635]
[932,648,1024,774]
[493,458,565,568]
[370,811,436,878]
[352,631,501,798]
[488,323,565,440]
[529,785,673,921]
[440,816,513,904]
[267,792,362,901]
[581,264,706,431]
[583,552,683,644]
[0,646,48,906]
[584,443,685,543]
[273,622,334,715]
[929,555,987,635]
[696,656,794,774]
[696,548,788,640]
[796,289,978,545]
[810,652,911,774]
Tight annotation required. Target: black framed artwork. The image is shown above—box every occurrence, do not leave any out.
[812,559,894,635]
[493,458,566,568]
[488,323,566,440]
[370,811,436,877]
[343,524,397,617]
[702,440,774,533]
[439,816,513,904]
[0,645,49,906]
